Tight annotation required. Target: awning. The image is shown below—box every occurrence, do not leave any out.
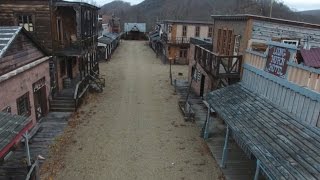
[0,112,31,158]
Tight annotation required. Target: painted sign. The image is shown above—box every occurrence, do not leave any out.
[265,46,290,78]
[33,77,46,92]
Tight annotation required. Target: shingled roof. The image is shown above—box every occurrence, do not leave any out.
[301,48,320,68]
[0,26,21,58]
[0,112,31,158]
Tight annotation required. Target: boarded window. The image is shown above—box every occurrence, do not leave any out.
[182,26,187,37]
[17,92,31,117]
[180,49,188,58]
[17,15,34,31]
[208,27,213,38]
[217,29,234,55]
[195,26,200,37]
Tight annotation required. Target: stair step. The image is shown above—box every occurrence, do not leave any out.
[50,104,75,109]
[53,96,74,100]
[50,107,75,112]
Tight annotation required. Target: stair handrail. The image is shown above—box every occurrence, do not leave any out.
[74,76,89,109]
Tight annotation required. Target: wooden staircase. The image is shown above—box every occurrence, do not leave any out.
[49,89,76,112]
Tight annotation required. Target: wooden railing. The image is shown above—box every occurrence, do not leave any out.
[194,45,242,78]
[166,37,190,44]
[245,49,320,93]
[74,76,89,109]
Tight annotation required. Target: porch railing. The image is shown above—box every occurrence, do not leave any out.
[74,76,89,109]
[166,37,190,44]
[194,45,242,78]
[245,49,320,93]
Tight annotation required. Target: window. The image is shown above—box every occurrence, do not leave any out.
[208,27,213,38]
[182,26,187,37]
[180,49,188,58]
[168,26,172,33]
[17,92,31,117]
[282,40,299,47]
[57,17,63,43]
[60,59,66,77]
[17,15,34,31]
[195,26,200,37]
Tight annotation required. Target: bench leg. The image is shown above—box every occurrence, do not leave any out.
[220,125,230,168]
[203,107,211,139]
[254,159,261,180]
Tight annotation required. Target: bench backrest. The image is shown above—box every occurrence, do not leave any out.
[242,41,320,127]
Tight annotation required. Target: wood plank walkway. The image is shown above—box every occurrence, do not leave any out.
[175,80,259,180]
[0,112,71,180]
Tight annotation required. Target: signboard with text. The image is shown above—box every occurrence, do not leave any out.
[265,46,290,78]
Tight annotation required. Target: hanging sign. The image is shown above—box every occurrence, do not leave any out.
[265,46,290,78]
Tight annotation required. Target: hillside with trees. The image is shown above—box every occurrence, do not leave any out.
[99,0,320,31]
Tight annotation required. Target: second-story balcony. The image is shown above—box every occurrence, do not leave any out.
[194,45,242,79]
[53,36,98,56]
[162,36,190,45]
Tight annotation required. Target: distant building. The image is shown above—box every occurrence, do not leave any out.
[98,33,121,61]
[0,26,51,127]
[124,23,147,40]
[101,15,121,35]
[160,20,214,65]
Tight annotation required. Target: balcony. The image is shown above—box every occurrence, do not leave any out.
[194,45,242,79]
[163,37,190,45]
[53,36,98,56]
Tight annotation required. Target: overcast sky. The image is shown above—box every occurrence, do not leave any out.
[85,0,320,11]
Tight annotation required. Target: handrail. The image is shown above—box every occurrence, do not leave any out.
[74,76,89,109]
[25,159,39,180]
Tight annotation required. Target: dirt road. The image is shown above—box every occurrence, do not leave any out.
[53,41,222,180]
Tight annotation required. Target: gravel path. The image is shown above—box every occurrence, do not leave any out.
[54,41,222,180]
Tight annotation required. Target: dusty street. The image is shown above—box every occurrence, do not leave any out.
[52,41,222,180]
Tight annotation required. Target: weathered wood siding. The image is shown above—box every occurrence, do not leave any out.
[0,0,53,52]
[252,20,320,48]
[0,32,45,76]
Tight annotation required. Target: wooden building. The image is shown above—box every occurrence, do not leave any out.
[211,14,320,57]
[160,20,214,65]
[124,23,147,40]
[0,0,103,112]
[98,33,120,61]
[0,26,51,125]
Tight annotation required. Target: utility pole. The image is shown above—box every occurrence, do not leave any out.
[269,0,274,17]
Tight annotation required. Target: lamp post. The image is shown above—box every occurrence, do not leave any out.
[169,57,173,85]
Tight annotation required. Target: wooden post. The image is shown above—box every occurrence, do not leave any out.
[254,159,261,180]
[221,125,230,168]
[169,58,173,85]
[203,107,211,139]
[23,132,31,166]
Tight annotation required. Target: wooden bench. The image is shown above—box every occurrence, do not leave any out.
[206,83,320,179]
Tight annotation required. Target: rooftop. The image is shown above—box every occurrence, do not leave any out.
[162,20,213,25]
[0,26,21,58]
[301,48,320,68]
[55,1,99,9]
[211,14,320,29]
[0,112,31,158]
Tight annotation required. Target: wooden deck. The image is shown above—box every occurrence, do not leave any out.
[175,80,259,180]
[206,83,320,180]
[0,112,71,180]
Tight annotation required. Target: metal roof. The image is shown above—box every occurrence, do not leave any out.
[99,33,120,45]
[124,23,146,33]
[0,26,21,58]
[0,112,31,158]
[211,14,320,29]
[162,20,213,25]
[300,48,320,68]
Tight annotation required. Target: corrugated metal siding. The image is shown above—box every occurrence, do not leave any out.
[242,68,320,127]
[252,20,320,48]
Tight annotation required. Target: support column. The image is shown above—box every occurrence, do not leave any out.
[203,107,211,139]
[221,125,230,168]
[254,159,261,180]
[23,132,31,166]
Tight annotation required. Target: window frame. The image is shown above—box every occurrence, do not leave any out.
[182,25,187,37]
[16,92,31,117]
[17,14,34,32]
[208,27,213,38]
[195,26,200,37]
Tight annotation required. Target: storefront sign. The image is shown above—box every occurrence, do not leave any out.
[33,77,46,92]
[265,46,290,78]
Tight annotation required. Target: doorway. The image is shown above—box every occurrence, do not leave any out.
[200,75,205,97]
[33,78,48,121]
[67,59,73,79]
